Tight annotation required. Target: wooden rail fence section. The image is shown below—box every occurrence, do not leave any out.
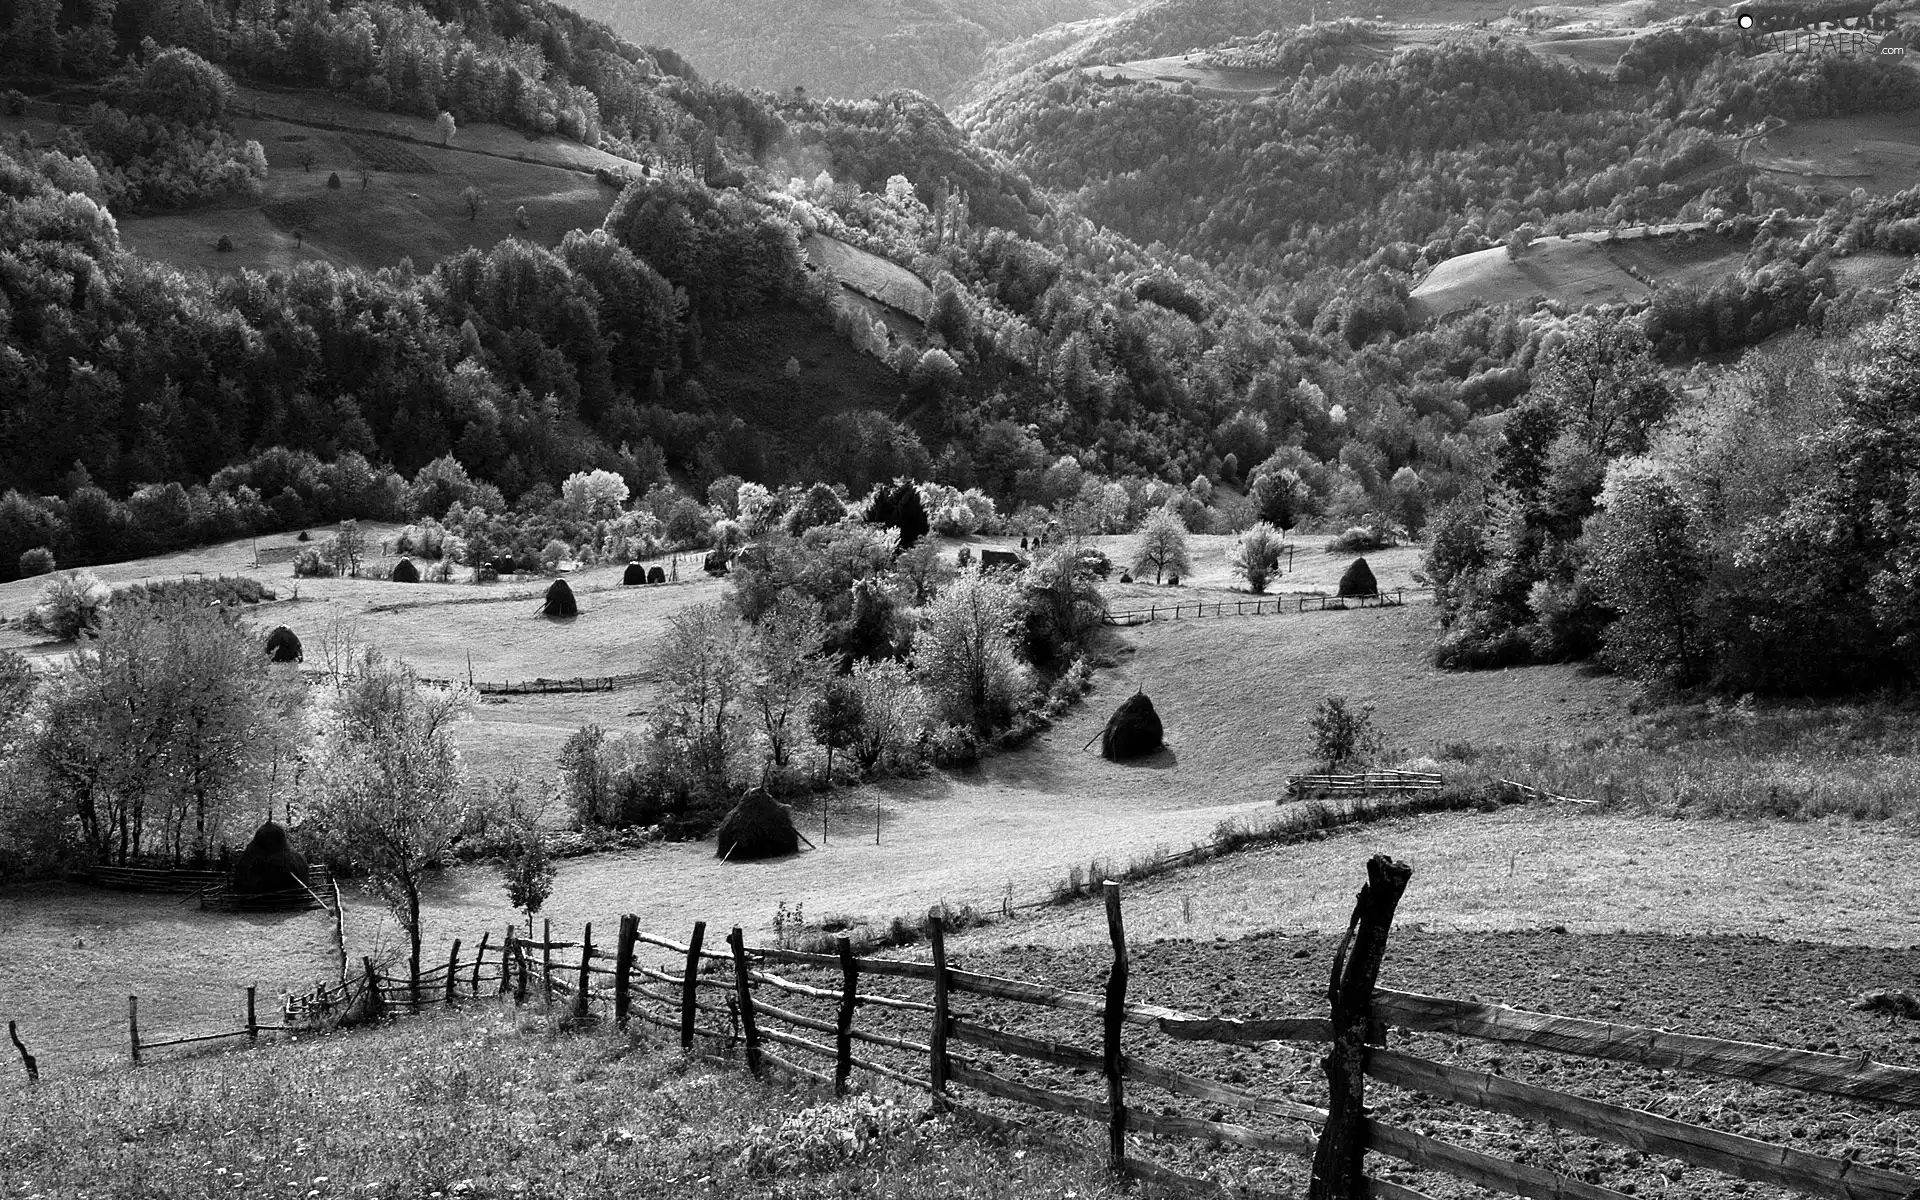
[1285,770,1443,799]
[1105,589,1409,627]
[54,860,1920,1200]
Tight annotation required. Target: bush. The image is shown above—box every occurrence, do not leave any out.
[17,547,54,576]
[1308,694,1383,770]
[927,724,982,768]
[1432,610,1534,670]
[27,570,111,640]
[1328,526,1390,553]
[1073,547,1112,579]
[3,91,24,117]
[120,575,271,608]
[292,546,334,577]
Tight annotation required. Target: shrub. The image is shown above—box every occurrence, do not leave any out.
[1328,525,1390,553]
[27,570,111,640]
[292,546,334,577]
[1073,546,1112,579]
[17,547,54,576]
[1308,694,1383,770]
[120,576,271,608]
[3,90,25,117]
[928,723,982,768]
[1229,523,1286,593]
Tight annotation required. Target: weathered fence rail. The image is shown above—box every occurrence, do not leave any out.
[1285,770,1443,799]
[1105,589,1411,627]
[37,860,1920,1200]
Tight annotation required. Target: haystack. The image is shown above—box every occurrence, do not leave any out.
[264,625,303,663]
[714,791,800,861]
[232,820,310,897]
[1337,557,1378,598]
[623,561,646,585]
[543,578,577,617]
[391,557,419,583]
[647,565,666,584]
[703,549,730,576]
[1100,692,1164,761]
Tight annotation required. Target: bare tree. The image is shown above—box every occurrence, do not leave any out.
[655,604,749,788]
[747,601,829,771]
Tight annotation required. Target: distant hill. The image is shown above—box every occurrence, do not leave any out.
[565,0,1126,103]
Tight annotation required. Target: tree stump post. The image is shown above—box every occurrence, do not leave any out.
[613,915,637,1029]
[128,996,140,1065]
[8,1021,36,1083]
[928,909,950,1108]
[1307,854,1413,1200]
[572,923,592,1022]
[472,932,490,995]
[835,935,858,1096]
[681,920,706,1050]
[501,927,517,997]
[541,918,554,1014]
[444,939,462,1006]
[246,986,258,1045]
[727,927,761,1076]
[1102,881,1130,1179]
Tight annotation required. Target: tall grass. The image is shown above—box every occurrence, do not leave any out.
[4,1004,1118,1200]
[1466,697,1920,823]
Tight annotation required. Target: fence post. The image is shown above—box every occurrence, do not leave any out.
[835,935,857,1096]
[1307,854,1414,1200]
[128,996,141,1065]
[542,918,554,1014]
[362,956,385,1021]
[246,986,258,1045]
[501,927,516,997]
[681,920,706,1051]
[928,908,950,1108]
[8,1021,37,1083]
[1102,881,1129,1179]
[727,927,761,1077]
[472,932,490,995]
[572,923,592,1022]
[444,939,461,1006]
[614,914,637,1030]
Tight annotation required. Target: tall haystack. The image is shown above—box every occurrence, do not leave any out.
[232,820,310,897]
[543,578,577,617]
[1337,557,1378,598]
[264,625,303,663]
[714,791,800,861]
[391,557,420,583]
[647,565,666,584]
[623,561,646,585]
[1101,692,1164,761]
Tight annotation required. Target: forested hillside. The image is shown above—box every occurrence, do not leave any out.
[563,0,1125,104]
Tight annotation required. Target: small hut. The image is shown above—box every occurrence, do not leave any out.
[1100,692,1164,761]
[232,820,311,898]
[264,625,303,663]
[714,791,800,861]
[646,565,666,584]
[390,557,420,583]
[622,561,646,585]
[1337,557,1378,598]
[543,578,577,618]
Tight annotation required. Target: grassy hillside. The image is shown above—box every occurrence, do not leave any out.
[565,0,1126,103]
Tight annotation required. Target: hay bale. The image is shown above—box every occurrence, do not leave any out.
[714,790,800,861]
[703,549,730,576]
[543,578,577,617]
[390,557,420,583]
[646,565,666,584]
[264,625,303,663]
[1100,692,1164,761]
[232,820,310,897]
[1337,557,1378,598]
[623,561,646,585]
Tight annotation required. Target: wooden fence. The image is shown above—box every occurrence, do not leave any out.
[1285,770,1443,800]
[123,987,269,1066]
[76,863,337,911]
[1106,590,1408,627]
[256,867,1919,1200]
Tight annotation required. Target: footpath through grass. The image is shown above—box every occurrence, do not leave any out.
[3,1004,1117,1200]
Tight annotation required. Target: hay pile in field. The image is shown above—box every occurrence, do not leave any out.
[1101,692,1164,761]
[232,820,311,897]
[1338,557,1377,597]
[264,625,302,663]
[715,791,800,861]
[647,565,666,584]
[623,561,646,585]
[391,557,420,583]
[543,578,577,617]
